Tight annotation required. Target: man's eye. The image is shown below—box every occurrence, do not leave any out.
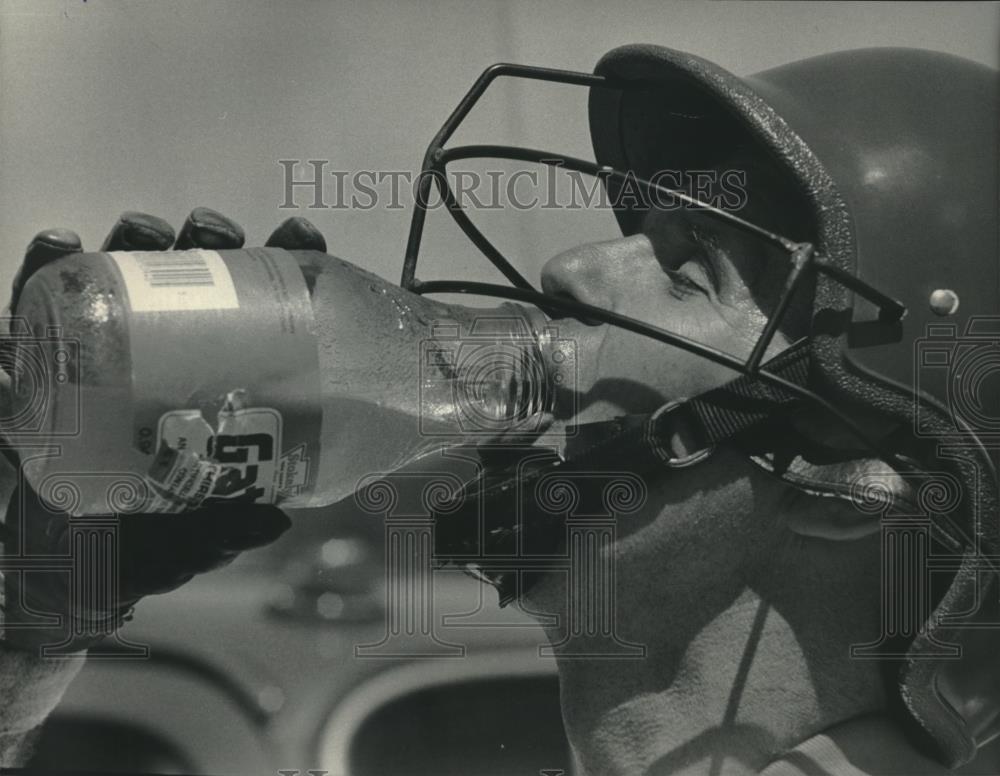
[663,249,717,300]
[664,268,707,299]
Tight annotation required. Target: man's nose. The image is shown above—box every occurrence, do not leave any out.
[539,234,650,319]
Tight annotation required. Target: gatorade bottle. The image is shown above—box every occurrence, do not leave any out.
[2,249,573,515]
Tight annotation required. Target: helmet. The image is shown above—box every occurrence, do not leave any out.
[589,46,999,767]
[401,46,999,767]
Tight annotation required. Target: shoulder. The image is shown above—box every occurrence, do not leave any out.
[759,715,952,776]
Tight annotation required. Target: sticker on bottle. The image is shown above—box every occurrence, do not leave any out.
[147,399,283,511]
[110,249,240,312]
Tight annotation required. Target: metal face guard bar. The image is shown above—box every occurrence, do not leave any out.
[400,63,909,466]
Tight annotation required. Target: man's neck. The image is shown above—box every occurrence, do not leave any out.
[548,590,885,775]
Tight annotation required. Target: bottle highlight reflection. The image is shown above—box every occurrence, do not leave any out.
[302,251,573,507]
[3,248,573,514]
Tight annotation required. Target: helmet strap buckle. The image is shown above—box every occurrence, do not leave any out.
[647,399,715,468]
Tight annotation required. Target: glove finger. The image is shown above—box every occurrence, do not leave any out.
[194,503,292,553]
[174,207,245,250]
[265,217,327,252]
[11,228,83,311]
[99,212,175,252]
[122,503,291,555]
[117,505,290,595]
[128,547,241,594]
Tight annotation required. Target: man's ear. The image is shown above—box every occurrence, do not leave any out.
[752,409,911,543]
[784,491,883,542]
[767,455,913,543]
[747,450,902,542]
[769,450,921,542]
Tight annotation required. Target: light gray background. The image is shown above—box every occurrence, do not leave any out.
[1,0,997,297]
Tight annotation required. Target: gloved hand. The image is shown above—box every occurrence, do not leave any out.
[0,209,327,654]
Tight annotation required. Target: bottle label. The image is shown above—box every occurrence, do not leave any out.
[107,248,321,512]
[109,249,239,312]
[145,400,308,510]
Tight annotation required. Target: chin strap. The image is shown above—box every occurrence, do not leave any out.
[560,339,813,472]
[435,341,817,602]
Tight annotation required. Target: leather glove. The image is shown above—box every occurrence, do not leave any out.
[0,210,326,654]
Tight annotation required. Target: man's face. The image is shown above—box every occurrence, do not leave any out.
[521,197,808,648]
[542,203,791,428]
